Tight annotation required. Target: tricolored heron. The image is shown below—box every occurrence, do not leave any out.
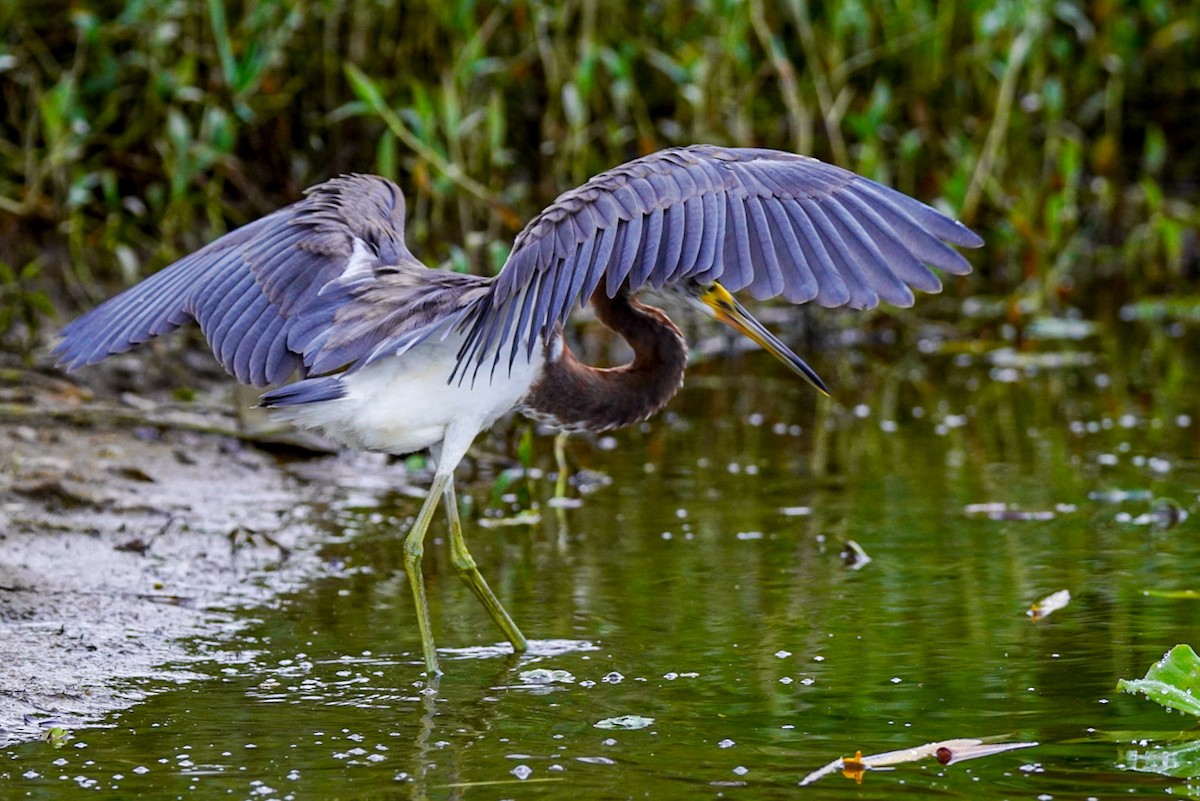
[53,145,982,674]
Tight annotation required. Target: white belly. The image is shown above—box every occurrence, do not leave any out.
[272,337,544,456]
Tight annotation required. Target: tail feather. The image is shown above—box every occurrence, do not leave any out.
[258,376,345,408]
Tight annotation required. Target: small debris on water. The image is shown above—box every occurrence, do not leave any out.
[1088,489,1154,503]
[594,715,654,730]
[1027,590,1071,620]
[963,502,1060,521]
[800,737,1038,786]
[779,506,811,517]
[546,496,583,509]
[518,669,575,685]
[1119,499,1188,531]
[840,540,871,570]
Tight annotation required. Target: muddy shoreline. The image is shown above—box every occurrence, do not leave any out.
[0,358,411,746]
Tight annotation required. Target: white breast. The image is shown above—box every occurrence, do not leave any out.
[271,335,544,456]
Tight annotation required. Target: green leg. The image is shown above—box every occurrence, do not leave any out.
[404,471,452,676]
[554,431,570,499]
[443,482,528,654]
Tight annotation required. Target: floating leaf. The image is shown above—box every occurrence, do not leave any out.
[799,737,1037,786]
[1117,644,1200,717]
[1121,738,1200,779]
[1028,589,1071,620]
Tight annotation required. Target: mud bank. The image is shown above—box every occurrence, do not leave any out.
[0,361,414,746]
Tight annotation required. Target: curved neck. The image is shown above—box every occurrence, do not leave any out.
[521,290,687,432]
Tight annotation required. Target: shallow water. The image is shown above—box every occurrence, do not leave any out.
[4,314,1200,799]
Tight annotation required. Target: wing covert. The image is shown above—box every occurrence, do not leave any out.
[467,145,982,376]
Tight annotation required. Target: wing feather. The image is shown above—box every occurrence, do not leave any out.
[784,201,851,307]
[580,222,619,307]
[846,182,975,274]
[52,174,458,389]
[722,193,754,292]
[630,206,664,289]
[763,200,818,304]
[823,197,916,307]
[689,188,726,284]
[657,201,686,288]
[745,197,784,299]
[800,198,878,309]
[672,195,705,282]
[606,211,643,297]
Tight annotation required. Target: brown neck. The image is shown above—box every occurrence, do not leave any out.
[521,290,687,433]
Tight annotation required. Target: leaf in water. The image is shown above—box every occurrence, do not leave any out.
[594,715,654,730]
[799,737,1037,786]
[1027,589,1071,620]
[1121,739,1200,779]
[1117,644,1200,717]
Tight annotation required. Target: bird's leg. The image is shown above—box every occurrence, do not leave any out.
[403,470,452,676]
[553,431,570,499]
[443,481,529,654]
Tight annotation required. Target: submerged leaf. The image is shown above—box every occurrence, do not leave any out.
[1117,644,1200,717]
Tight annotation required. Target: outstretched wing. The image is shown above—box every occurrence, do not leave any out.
[52,174,476,386]
[457,145,982,377]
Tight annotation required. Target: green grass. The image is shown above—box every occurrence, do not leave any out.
[1,0,1197,350]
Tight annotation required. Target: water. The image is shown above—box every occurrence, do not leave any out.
[4,315,1199,799]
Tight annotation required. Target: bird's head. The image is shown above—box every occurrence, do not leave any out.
[680,282,830,396]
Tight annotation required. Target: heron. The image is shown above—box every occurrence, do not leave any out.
[53,145,982,674]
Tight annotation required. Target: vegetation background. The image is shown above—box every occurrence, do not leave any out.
[1,0,1197,355]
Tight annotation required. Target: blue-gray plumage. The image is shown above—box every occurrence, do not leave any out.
[53,144,982,674]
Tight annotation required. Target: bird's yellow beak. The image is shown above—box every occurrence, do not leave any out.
[700,283,830,396]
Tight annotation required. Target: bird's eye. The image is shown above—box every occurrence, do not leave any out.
[701,283,735,310]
